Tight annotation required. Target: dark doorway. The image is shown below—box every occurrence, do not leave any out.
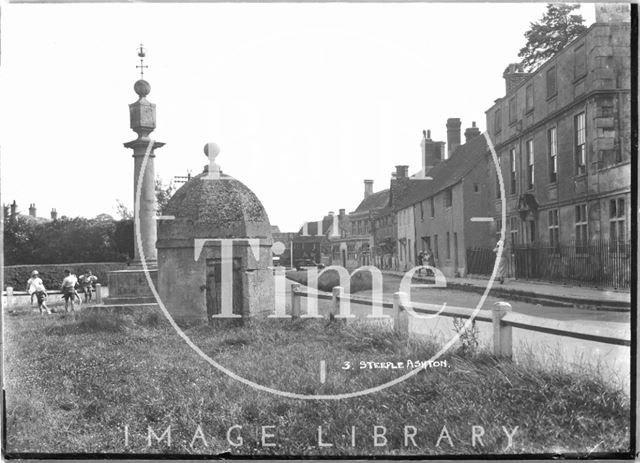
[206,258,244,319]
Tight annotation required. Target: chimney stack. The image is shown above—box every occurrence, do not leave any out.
[364,179,374,198]
[464,121,481,143]
[421,129,445,175]
[595,4,631,22]
[51,208,58,220]
[395,165,409,179]
[29,203,36,217]
[10,200,17,217]
[503,63,531,94]
[446,118,461,157]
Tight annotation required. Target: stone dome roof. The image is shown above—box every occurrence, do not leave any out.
[158,170,273,243]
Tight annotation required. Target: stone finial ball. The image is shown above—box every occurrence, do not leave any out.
[204,142,220,159]
[271,241,286,255]
[134,79,151,98]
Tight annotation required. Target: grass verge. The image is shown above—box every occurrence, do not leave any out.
[4,304,631,456]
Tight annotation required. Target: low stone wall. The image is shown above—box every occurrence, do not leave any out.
[4,262,128,290]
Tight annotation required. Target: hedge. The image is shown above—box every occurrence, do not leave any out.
[4,262,128,291]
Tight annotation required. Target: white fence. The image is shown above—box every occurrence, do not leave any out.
[289,284,630,359]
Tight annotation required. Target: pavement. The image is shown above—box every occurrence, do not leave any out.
[381,271,631,311]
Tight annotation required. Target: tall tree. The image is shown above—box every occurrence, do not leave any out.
[155,176,176,215]
[518,4,587,71]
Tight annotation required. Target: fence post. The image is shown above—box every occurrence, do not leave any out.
[491,303,513,358]
[6,286,14,308]
[331,286,343,320]
[291,284,301,319]
[393,291,409,335]
[95,284,102,304]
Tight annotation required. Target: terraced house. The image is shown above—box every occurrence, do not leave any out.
[485,4,632,288]
[395,124,492,276]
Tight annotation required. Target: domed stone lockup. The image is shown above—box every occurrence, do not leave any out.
[157,144,275,324]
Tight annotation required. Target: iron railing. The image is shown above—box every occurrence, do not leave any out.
[467,239,631,289]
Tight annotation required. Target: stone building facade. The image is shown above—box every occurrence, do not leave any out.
[485,9,631,250]
[330,181,390,270]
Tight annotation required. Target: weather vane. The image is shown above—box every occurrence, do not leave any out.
[136,44,148,79]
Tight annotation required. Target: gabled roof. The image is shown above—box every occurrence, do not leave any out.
[393,134,488,211]
[297,214,334,235]
[354,189,390,213]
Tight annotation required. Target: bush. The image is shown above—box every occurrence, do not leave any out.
[3,262,127,290]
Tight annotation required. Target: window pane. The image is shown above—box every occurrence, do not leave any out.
[575,112,586,174]
[526,85,533,111]
[610,199,616,218]
[617,199,625,217]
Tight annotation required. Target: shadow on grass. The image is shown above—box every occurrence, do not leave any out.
[43,306,168,336]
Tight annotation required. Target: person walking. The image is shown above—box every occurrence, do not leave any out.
[26,270,40,306]
[493,240,507,284]
[80,271,97,303]
[424,249,435,276]
[26,270,51,314]
[60,270,79,312]
[33,279,51,315]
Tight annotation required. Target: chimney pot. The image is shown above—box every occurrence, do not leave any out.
[464,122,481,143]
[395,165,409,178]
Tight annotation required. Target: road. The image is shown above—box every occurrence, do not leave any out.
[284,275,631,395]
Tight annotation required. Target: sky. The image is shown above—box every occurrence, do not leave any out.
[0,2,596,231]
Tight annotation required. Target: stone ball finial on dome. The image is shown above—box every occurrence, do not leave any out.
[134,79,151,98]
[204,142,221,179]
[204,142,220,159]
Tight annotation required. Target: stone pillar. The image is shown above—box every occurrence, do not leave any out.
[128,139,161,264]
[123,79,165,266]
